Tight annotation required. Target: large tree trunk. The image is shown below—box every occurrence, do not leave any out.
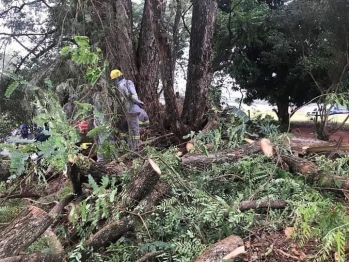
[0,195,74,258]
[181,0,218,131]
[150,0,183,134]
[137,0,162,126]
[100,0,137,80]
[276,99,290,128]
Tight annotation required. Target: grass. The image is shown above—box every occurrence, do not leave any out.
[248,109,349,126]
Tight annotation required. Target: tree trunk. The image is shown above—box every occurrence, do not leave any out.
[181,0,218,131]
[125,159,162,205]
[100,0,137,80]
[182,142,262,169]
[150,0,183,134]
[0,206,53,258]
[0,253,64,262]
[0,195,74,258]
[276,99,290,128]
[137,0,162,126]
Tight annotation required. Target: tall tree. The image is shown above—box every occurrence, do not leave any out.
[181,0,218,131]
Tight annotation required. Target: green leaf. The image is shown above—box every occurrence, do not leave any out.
[5,81,20,98]
[60,46,72,55]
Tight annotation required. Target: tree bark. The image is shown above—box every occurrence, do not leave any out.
[69,161,123,196]
[181,0,218,131]
[125,159,162,205]
[0,253,64,262]
[151,0,183,134]
[281,154,349,190]
[101,0,137,80]
[0,195,74,258]
[195,235,244,262]
[182,142,262,169]
[137,0,162,126]
[276,99,290,128]
[0,206,53,258]
[86,181,171,252]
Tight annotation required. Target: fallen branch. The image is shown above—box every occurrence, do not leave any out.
[0,194,74,258]
[182,141,262,169]
[43,227,63,254]
[136,251,163,262]
[0,206,54,258]
[0,253,64,262]
[195,235,244,262]
[238,200,287,211]
[0,192,41,199]
[86,182,171,254]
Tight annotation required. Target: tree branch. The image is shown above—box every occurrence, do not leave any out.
[0,0,52,17]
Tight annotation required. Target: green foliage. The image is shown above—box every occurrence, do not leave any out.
[61,36,108,85]
[2,71,40,98]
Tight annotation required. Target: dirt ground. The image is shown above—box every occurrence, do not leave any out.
[290,122,349,142]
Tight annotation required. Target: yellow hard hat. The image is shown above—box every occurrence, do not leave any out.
[110,69,123,80]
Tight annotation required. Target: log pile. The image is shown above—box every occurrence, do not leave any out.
[0,157,168,261]
[0,135,348,261]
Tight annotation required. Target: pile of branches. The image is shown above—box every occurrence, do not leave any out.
[0,136,348,261]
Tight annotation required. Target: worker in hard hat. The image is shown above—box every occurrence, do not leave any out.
[110,69,144,152]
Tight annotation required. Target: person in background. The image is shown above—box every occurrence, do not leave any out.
[35,122,50,142]
[19,123,35,139]
[110,69,144,153]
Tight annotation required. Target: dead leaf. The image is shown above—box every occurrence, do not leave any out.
[260,138,274,157]
[223,246,246,260]
[284,227,294,239]
[245,241,251,248]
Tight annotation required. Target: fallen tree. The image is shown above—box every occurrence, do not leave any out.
[0,194,74,259]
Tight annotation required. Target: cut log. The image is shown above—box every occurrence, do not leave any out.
[86,182,171,253]
[43,227,63,254]
[182,142,262,169]
[125,159,161,203]
[0,253,64,262]
[0,206,53,259]
[280,155,318,175]
[0,195,74,258]
[69,161,124,195]
[281,155,349,191]
[238,200,287,211]
[195,235,244,262]
[288,137,349,154]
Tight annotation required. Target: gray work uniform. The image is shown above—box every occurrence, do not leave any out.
[117,79,143,151]
[139,108,149,129]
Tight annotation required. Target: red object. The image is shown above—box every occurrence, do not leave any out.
[76,121,89,133]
